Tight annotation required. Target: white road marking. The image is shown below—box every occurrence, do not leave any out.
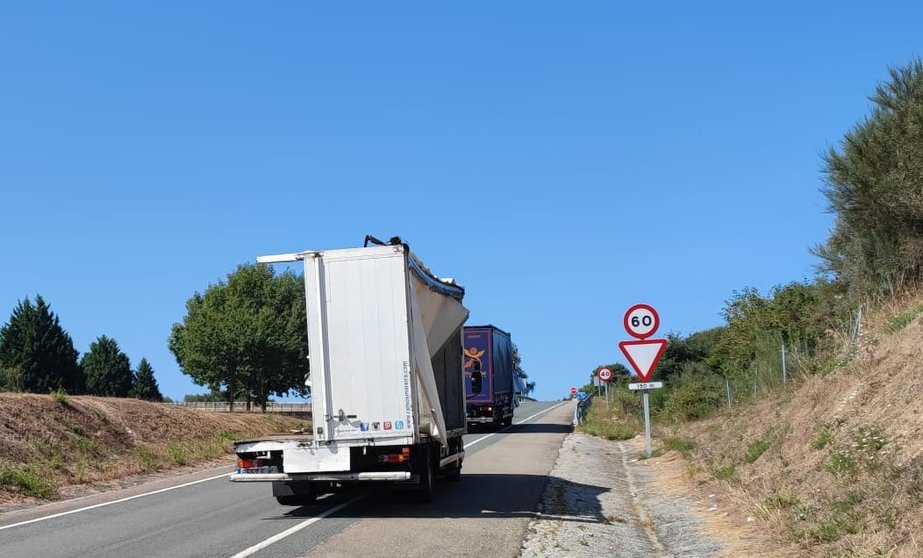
[0,472,230,532]
[463,401,568,450]
[1,400,567,548]
[228,495,366,558]
[228,402,568,557]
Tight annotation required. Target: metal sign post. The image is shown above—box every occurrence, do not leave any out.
[619,304,668,458]
[642,390,652,455]
[597,367,613,408]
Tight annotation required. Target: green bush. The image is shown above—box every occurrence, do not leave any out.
[166,443,188,465]
[664,435,696,456]
[664,379,723,421]
[886,304,923,333]
[0,463,57,499]
[745,438,770,463]
[811,425,833,450]
[714,465,736,480]
[51,388,69,407]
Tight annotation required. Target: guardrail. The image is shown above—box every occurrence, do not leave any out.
[573,394,593,426]
[172,402,312,414]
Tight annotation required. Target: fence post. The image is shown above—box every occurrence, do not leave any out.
[781,342,788,384]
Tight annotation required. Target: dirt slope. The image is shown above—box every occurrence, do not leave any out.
[0,394,306,509]
[676,297,923,557]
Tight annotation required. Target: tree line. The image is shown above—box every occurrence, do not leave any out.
[0,295,162,400]
[587,58,923,422]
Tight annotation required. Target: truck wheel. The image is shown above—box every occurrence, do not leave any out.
[411,450,434,502]
[276,495,302,506]
[276,493,316,506]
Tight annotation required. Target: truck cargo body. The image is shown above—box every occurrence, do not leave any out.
[464,325,515,429]
[229,243,468,503]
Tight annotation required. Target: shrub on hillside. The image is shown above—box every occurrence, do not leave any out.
[664,378,724,421]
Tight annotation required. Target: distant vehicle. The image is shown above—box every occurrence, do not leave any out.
[464,325,515,429]
[229,238,468,504]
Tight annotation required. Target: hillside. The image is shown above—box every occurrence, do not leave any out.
[674,295,923,557]
[0,394,306,510]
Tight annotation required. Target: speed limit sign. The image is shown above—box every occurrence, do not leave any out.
[623,304,660,339]
[598,367,613,382]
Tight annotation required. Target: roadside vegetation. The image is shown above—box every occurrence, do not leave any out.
[579,58,923,557]
[0,393,306,507]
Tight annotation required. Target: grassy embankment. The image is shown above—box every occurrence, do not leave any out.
[0,393,307,507]
[578,295,923,557]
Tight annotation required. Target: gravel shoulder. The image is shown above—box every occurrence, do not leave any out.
[520,432,789,558]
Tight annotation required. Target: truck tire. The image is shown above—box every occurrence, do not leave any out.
[276,495,303,506]
[410,447,435,502]
[273,483,317,506]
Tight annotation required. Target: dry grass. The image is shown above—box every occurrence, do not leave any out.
[0,394,307,509]
[670,293,923,557]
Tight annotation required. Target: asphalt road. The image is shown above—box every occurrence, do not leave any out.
[0,400,574,558]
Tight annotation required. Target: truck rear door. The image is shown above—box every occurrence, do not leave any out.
[304,246,416,445]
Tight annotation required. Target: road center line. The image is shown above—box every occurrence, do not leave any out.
[463,401,568,450]
[228,495,366,558]
[0,472,230,532]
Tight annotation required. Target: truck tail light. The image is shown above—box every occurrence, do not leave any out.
[238,458,256,469]
[378,447,411,464]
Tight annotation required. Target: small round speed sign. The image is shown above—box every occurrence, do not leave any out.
[623,304,660,339]
[598,368,613,382]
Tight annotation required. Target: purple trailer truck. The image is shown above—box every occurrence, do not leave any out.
[463,325,515,429]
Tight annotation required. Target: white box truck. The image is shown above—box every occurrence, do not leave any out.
[229,239,468,504]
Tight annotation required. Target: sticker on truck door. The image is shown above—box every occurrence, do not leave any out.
[464,330,492,403]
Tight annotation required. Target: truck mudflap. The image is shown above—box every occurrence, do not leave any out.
[229,471,413,482]
[438,451,464,468]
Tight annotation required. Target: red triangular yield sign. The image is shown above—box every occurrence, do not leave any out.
[619,339,668,382]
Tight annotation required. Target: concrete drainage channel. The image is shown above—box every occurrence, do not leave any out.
[520,432,724,558]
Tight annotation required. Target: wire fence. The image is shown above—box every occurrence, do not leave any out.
[171,401,312,414]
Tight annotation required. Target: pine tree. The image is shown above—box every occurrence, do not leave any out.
[82,336,134,397]
[0,295,84,393]
[131,358,163,401]
[818,58,923,300]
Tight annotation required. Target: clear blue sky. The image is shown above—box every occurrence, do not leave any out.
[1,2,920,401]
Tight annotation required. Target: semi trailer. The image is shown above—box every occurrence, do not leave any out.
[463,325,515,429]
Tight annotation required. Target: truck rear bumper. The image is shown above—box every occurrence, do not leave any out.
[229,471,412,483]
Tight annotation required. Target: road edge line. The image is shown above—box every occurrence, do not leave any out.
[0,472,230,532]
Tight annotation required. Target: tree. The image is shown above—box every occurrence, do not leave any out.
[0,295,84,393]
[656,328,723,381]
[817,58,923,300]
[169,263,309,411]
[511,344,535,396]
[82,336,134,397]
[131,358,163,401]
